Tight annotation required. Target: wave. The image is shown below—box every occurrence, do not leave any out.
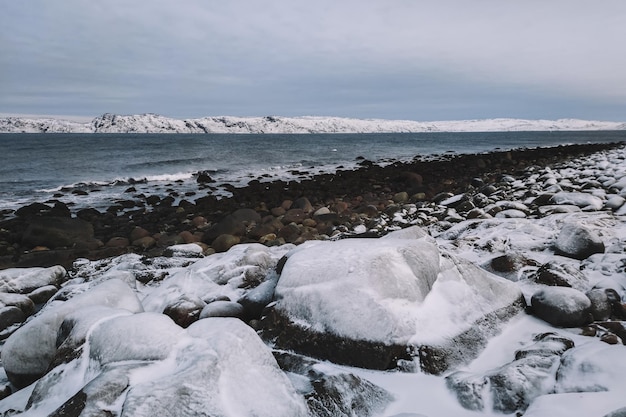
[125,156,211,169]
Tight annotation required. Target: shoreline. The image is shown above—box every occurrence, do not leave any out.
[1,141,624,270]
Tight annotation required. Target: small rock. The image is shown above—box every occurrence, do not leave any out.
[211,234,240,253]
[199,300,245,320]
[554,222,605,260]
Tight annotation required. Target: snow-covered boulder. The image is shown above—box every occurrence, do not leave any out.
[554,222,605,260]
[549,192,604,211]
[120,318,308,417]
[555,343,626,393]
[530,287,592,327]
[1,279,143,388]
[263,227,525,373]
[0,265,66,294]
[89,312,184,365]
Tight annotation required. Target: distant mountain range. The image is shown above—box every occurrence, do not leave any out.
[1,113,624,134]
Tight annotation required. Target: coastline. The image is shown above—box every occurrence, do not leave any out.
[1,141,624,270]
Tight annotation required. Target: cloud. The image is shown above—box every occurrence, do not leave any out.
[1,0,625,120]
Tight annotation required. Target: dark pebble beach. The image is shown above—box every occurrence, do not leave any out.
[1,142,623,270]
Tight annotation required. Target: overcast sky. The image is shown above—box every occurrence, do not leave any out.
[1,1,625,121]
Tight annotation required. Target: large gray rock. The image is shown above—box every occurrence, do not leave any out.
[554,222,605,260]
[530,286,592,327]
[263,227,525,374]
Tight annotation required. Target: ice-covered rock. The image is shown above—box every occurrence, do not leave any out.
[89,312,184,365]
[556,343,626,393]
[1,279,143,388]
[274,351,393,417]
[120,318,308,417]
[0,265,66,294]
[263,227,525,373]
[446,332,574,414]
[554,222,605,260]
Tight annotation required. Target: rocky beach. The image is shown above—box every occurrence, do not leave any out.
[2,141,626,416]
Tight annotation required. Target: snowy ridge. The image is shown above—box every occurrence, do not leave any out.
[0,113,624,133]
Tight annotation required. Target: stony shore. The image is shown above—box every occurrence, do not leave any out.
[1,142,624,270]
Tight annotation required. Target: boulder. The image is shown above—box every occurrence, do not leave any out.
[203,208,261,242]
[120,318,308,417]
[263,227,525,373]
[89,313,184,365]
[446,332,574,414]
[530,286,592,327]
[211,234,240,253]
[531,261,588,290]
[199,300,245,319]
[1,279,144,388]
[274,351,393,417]
[0,265,66,294]
[163,294,206,328]
[549,192,604,210]
[21,217,98,250]
[554,222,605,260]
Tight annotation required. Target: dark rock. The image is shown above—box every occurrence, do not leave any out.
[262,308,412,371]
[21,216,97,250]
[237,276,279,320]
[163,295,205,328]
[530,286,592,327]
[199,300,245,319]
[28,285,59,305]
[603,406,626,417]
[531,261,588,289]
[196,170,216,183]
[489,253,539,274]
[211,234,240,252]
[586,289,613,321]
[0,306,26,331]
[15,203,52,218]
[292,197,314,213]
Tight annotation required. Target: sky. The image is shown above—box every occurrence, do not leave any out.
[1,1,625,121]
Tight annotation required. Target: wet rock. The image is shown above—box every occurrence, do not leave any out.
[106,236,130,248]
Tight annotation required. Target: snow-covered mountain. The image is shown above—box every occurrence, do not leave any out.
[1,113,624,134]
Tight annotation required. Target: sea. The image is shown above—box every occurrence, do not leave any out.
[1,131,625,214]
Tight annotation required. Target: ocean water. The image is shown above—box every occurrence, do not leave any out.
[1,131,625,213]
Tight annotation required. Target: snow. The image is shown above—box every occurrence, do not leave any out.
[0,113,623,133]
[4,146,626,415]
